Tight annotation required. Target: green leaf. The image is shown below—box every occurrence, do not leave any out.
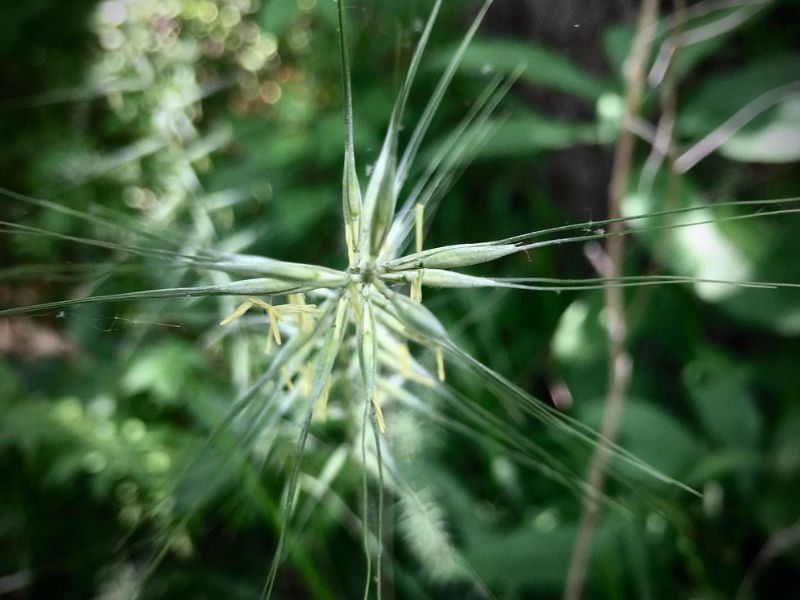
[0,360,20,398]
[771,410,800,477]
[466,524,576,589]
[685,449,762,485]
[123,341,206,404]
[716,211,800,335]
[683,355,761,449]
[551,298,606,366]
[439,113,599,162]
[623,178,761,303]
[720,97,800,163]
[686,449,763,486]
[680,53,800,138]
[432,38,607,101]
[581,398,700,480]
[271,187,337,246]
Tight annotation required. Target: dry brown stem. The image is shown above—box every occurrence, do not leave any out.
[563,2,661,598]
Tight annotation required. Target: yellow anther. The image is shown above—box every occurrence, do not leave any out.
[269,310,282,344]
[398,343,411,378]
[220,299,254,326]
[265,333,273,355]
[435,347,445,382]
[248,297,273,311]
[415,202,424,255]
[247,297,282,345]
[314,375,332,421]
[371,390,386,433]
[221,296,319,352]
[289,293,313,334]
[411,272,423,303]
[409,371,437,387]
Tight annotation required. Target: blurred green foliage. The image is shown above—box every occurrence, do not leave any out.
[1,0,799,598]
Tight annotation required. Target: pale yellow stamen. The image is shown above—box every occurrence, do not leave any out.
[398,343,411,378]
[435,347,445,382]
[220,299,254,326]
[288,293,313,334]
[409,371,436,387]
[221,296,319,354]
[371,390,386,433]
[248,298,282,345]
[265,333,273,355]
[411,272,423,303]
[314,375,332,421]
[247,297,273,312]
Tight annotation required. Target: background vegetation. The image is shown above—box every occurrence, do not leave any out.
[1,0,799,598]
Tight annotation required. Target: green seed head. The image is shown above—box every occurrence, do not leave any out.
[213,256,348,285]
[385,243,519,271]
[386,287,447,341]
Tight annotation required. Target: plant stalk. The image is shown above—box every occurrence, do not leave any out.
[563,2,661,599]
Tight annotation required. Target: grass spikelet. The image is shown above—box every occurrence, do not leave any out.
[398,491,470,583]
[385,243,519,271]
[5,2,799,598]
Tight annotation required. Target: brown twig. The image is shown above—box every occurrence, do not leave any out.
[639,0,685,199]
[562,2,661,599]
[629,0,686,327]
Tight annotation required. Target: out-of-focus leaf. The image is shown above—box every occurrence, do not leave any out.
[122,341,206,404]
[270,187,337,248]
[602,23,638,79]
[717,211,800,335]
[258,1,301,35]
[550,294,609,404]
[424,112,599,166]
[464,515,624,594]
[171,441,237,511]
[680,53,800,138]
[685,449,762,485]
[551,298,605,366]
[756,487,800,533]
[628,171,800,333]
[581,398,700,480]
[0,360,20,397]
[683,355,761,449]
[624,177,762,303]
[477,114,599,158]
[771,410,800,477]
[429,38,607,101]
[720,97,800,163]
[466,524,576,589]
[0,396,53,453]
